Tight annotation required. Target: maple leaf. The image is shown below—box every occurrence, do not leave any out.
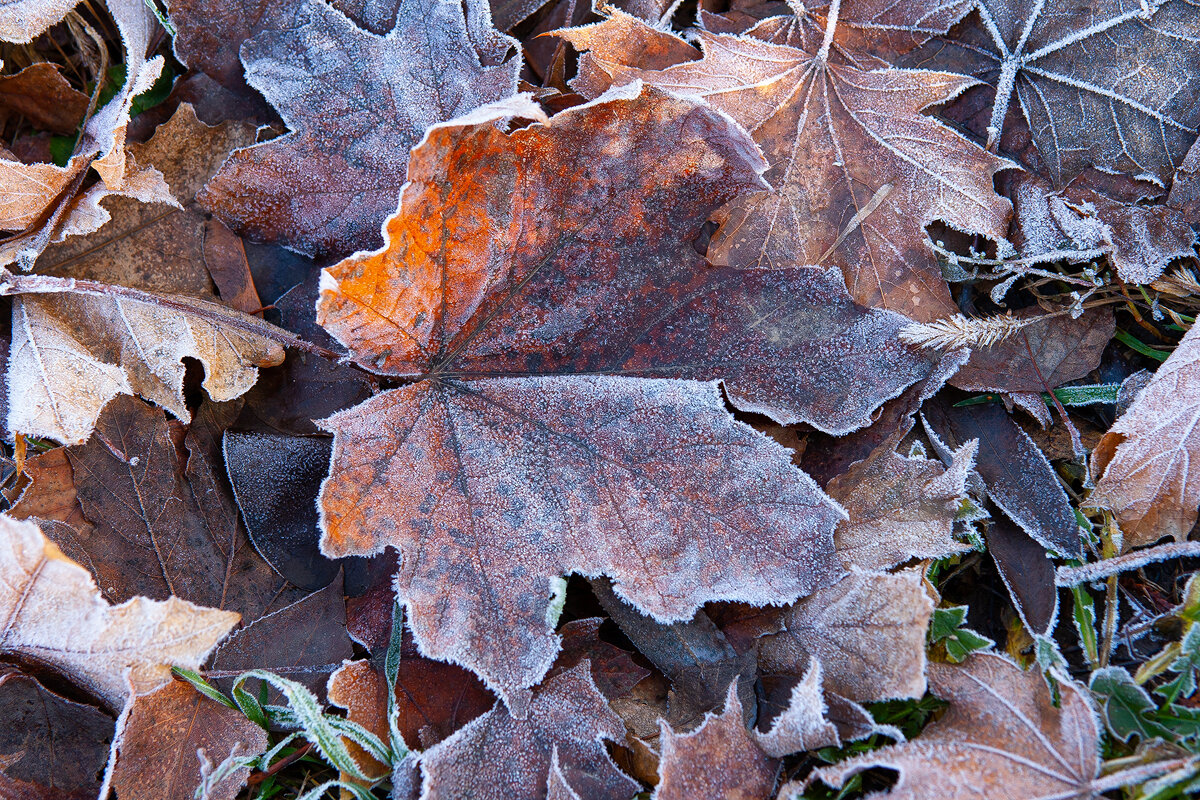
[813,653,1103,800]
[759,569,935,703]
[827,433,977,570]
[556,7,1013,322]
[0,514,238,709]
[198,0,520,256]
[0,63,87,135]
[1090,321,1200,548]
[313,86,954,705]
[654,682,778,800]
[0,668,113,800]
[900,0,1200,185]
[110,680,268,800]
[417,661,637,799]
[753,659,841,758]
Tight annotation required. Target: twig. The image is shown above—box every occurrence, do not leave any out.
[1056,541,1200,586]
[248,741,315,787]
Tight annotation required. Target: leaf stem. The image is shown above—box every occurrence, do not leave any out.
[818,0,840,61]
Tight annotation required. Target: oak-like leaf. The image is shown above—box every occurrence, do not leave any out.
[0,514,238,709]
[198,0,520,256]
[314,87,951,704]
[814,653,1102,800]
[557,8,1013,321]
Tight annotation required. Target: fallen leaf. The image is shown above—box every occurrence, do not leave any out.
[899,0,1200,185]
[6,285,284,445]
[8,446,91,535]
[0,63,88,135]
[1169,137,1200,217]
[62,396,299,619]
[557,8,1013,322]
[0,0,83,42]
[827,433,976,570]
[950,307,1116,395]
[417,661,638,800]
[198,0,520,255]
[553,617,652,702]
[759,569,935,703]
[987,514,1059,636]
[923,400,1080,557]
[752,659,839,758]
[0,668,113,800]
[312,86,950,705]
[223,431,339,591]
[207,574,353,699]
[654,682,778,800]
[1090,321,1200,548]
[111,679,268,800]
[814,653,1102,800]
[0,514,238,708]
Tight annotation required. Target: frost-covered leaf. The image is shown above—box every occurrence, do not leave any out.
[987,514,1059,636]
[950,306,1116,395]
[556,8,1013,322]
[0,0,83,42]
[827,433,976,570]
[0,514,238,708]
[654,682,778,800]
[310,87,952,704]
[1090,322,1200,548]
[417,662,637,800]
[759,570,935,703]
[0,668,113,800]
[6,287,284,445]
[814,654,1102,799]
[924,400,1080,557]
[198,0,520,256]
[61,396,301,618]
[899,0,1200,185]
[752,659,840,758]
[111,680,268,800]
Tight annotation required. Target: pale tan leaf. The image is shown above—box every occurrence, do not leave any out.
[0,0,80,42]
[814,654,1102,800]
[7,291,284,444]
[1089,322,1200,548]
[0,515,238,708]
[828,436,976,570]
[752,659,839,758]
[759,569,934,702]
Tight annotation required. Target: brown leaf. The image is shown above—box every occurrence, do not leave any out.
[654,682,778,800]
[814,654,1101,800]
[312,86,942,705]
[201,218,263,314]
[554,618,651,702]
[0,63,87,135]
[197,0,520,256]
[987,515,1058,636]
[0,514,238,709]
[827,433,976,570]
[0,669,113,800]
[1010,174,1197,285]
[924,400,1080,557]
[759,570,934,703]
[417,661,638,800]
[1169,137,1200,218]
[8,447,91,535]
[557,8,1013,322]
[62,396,299,619]
[897,0,1200,186]
[1090,321,1200,548]
[208,575,352,699]
[752,659,839,758]
[111,680,268,800]
[950,307,1115,395]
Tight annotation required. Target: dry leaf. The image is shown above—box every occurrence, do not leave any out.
[417,661,638,799]
[0,668,113,800]
[654,682,778,800]
[0,514,238,708]
[752,659,840,758]
[198,0,520,256]
[557,8,1013,322]
[814,654,1102,800]
[308,86,954,705]
[1090,321,1200,548]
[899,0,1200,185]
[111,680,268,800]
[0,63,88,134]
[0,0,84,42]
[827,434,976,570]
[759,569,935,703]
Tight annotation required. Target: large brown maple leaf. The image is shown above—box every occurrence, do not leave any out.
[197,0,519,256]
[557,7,1013,322]
[314,86,950,708]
